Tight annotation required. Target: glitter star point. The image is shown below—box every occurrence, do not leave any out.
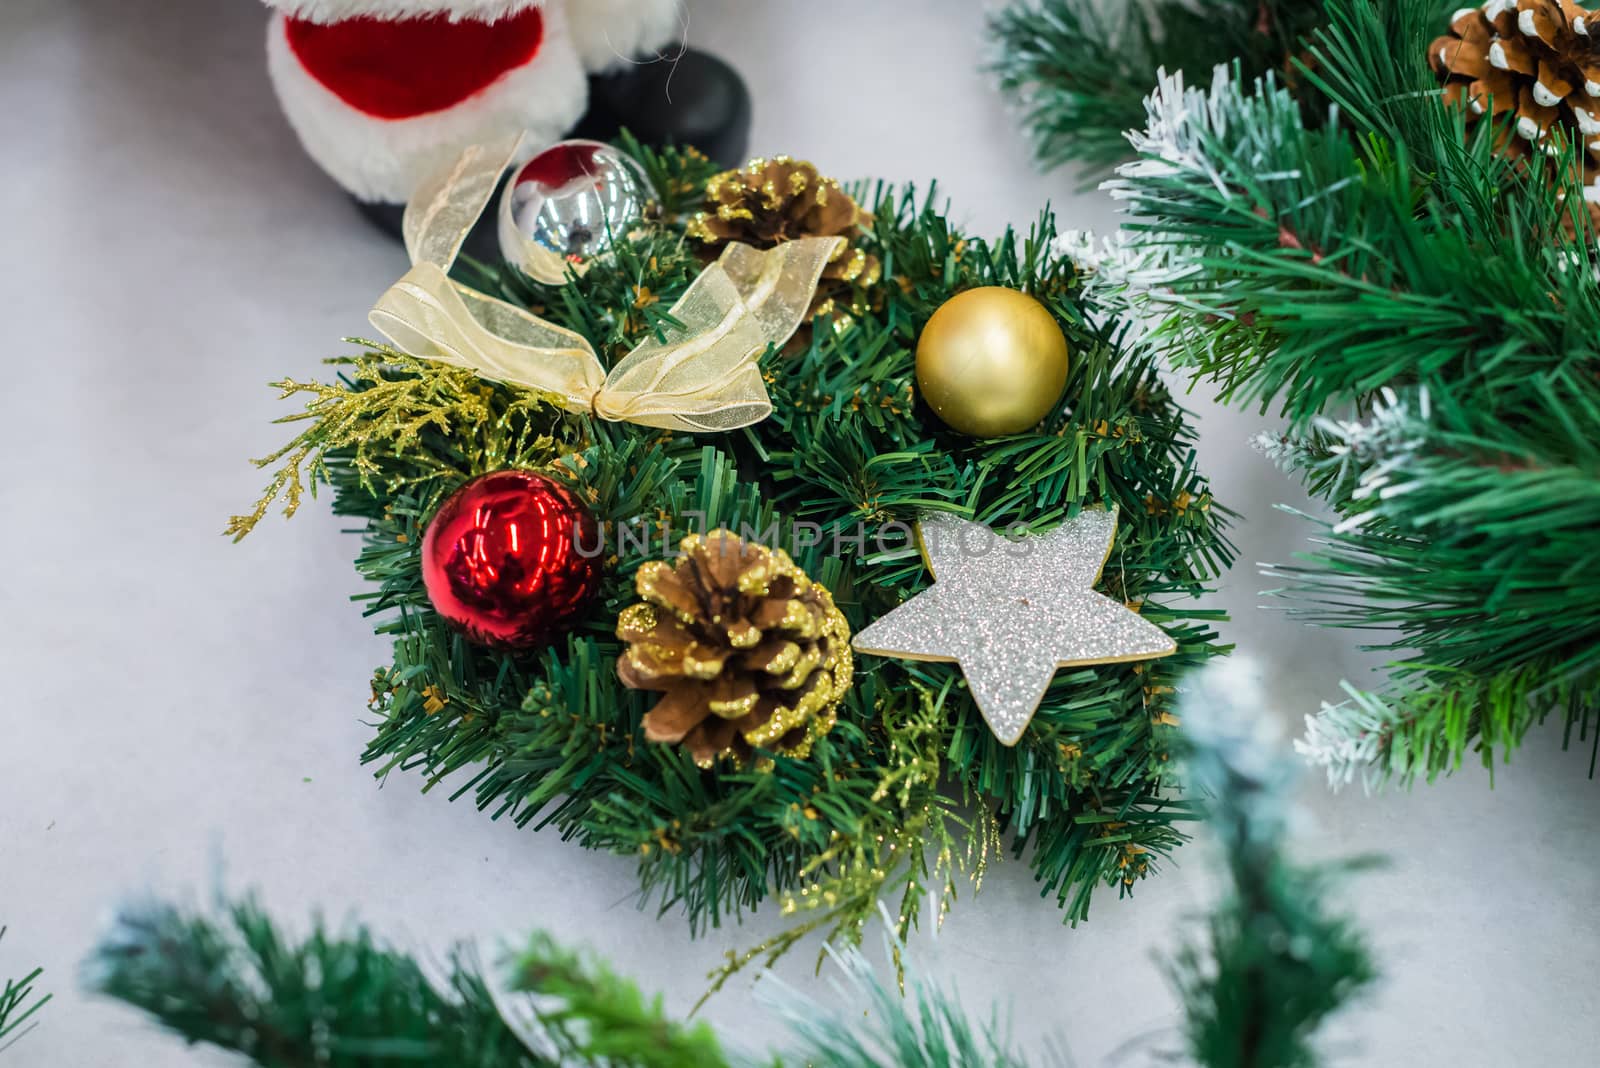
[852,508,1175,745]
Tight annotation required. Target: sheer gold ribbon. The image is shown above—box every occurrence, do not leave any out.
[367,136,843,432]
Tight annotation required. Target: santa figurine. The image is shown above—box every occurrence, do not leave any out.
[263,0,748,231]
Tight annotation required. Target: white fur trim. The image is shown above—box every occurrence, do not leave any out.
[262,1,544,25]
[265,8,585,202]
[564,0,682,72]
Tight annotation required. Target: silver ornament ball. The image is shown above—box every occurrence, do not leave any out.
[497,139,652,281]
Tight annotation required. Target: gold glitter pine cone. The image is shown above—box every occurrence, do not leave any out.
[687,156,882,320]
[616,530,852,767]
[1431,0,1600,183]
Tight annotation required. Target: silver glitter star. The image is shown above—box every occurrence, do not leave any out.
[853,508,1175,745]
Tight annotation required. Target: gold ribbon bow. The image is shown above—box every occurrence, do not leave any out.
[367,137,843,433]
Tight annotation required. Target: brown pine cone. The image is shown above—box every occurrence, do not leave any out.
[687,157,882,321]
[1430,0,1600,184]
[616,530,852,767]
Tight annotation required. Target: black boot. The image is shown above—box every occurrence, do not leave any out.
[353,47,750,245]
[352,198,407,244]
[573,47,750,167]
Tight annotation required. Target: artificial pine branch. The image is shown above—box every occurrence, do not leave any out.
[990,0,1325,176]
[87,893,1033,1068]
[0,929,49,1055]
[758,910,1033,1068]
[89,668,1376,1068]
[1169,661,1376,1068]
[503,932,728,1066]
[85,897,721,1068]
[1079,0,1600,783]
[1262,389,1600,786]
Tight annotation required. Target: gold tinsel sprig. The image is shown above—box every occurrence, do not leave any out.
[226,350,567,541]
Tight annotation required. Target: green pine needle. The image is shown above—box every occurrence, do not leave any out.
[0,929,50,1055]
[989,0,1326,178]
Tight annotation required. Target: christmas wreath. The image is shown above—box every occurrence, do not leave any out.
[233,133,1233,968]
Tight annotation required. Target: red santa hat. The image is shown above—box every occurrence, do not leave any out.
[264,0,680,203]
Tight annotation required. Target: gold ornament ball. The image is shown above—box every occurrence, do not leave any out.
[914,286,1070,437]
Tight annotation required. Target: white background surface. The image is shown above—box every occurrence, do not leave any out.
[2,1,1597,1064]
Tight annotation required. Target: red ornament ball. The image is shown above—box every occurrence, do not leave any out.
[420,470,603,651]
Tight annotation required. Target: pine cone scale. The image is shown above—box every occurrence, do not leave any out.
[772,644,824,691]
[635,564,703,623]
[682,645,732,679]
[690,717,742,764]
[742,637,801,675]
[1433,35,1490,78]
[640,685,707,743]
[693,529,759,584]
[1494,33,1538,74]
[707,673,760,716]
